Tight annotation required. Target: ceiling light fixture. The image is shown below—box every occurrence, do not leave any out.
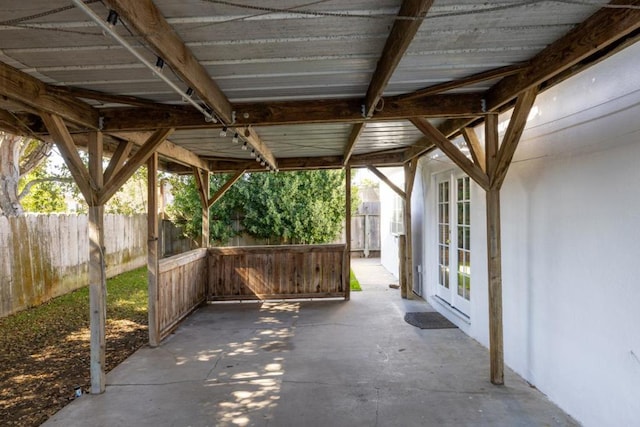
[219,126,228,137]
[106,10,118,27]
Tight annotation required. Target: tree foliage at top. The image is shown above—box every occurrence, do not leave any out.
[167,170,351,245]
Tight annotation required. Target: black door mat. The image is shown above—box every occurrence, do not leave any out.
[404,312,458,329]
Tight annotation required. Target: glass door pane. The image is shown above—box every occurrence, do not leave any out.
[437,180,450,302]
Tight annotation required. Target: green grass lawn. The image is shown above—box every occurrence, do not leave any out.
[350,269,362,291]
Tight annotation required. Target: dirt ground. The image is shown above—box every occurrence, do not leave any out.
[0,306,147,426]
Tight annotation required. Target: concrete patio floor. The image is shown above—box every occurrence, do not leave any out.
[44,258,577,427]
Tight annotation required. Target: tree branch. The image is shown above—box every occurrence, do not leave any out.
[18,177,73,201]
[19,139,53,177]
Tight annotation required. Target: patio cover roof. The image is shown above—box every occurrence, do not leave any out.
[1,0,639,173]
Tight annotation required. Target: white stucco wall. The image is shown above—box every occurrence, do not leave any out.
[378,167,404,278]
[401,42,640,426]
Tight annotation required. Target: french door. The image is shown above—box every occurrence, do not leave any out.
[436,174,471,316]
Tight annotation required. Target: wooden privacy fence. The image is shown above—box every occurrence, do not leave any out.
[208,244,348,301]
[157,248,208,339]
[0,213,146,318]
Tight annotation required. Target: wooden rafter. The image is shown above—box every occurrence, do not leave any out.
[439,1,640,138]
[99,128,174,205]
[103,139,134,183]
[110,132,210,171]
[492,87,538,189]
[461,128,486,173]
[235,126,277,169]
[103,0,233,124]
[207,169,246,208]
[192,167,209,209]
[205,149,409,173]
[403,137,435,162]
[391,64,525,101]
[364,0,434,117]
[367,166,406,199]
[486,1,640,111]
[410,118,489,190]
[1,62,99,129]
[101,93,484,131]
[343,123,366,165]
[50,86,177,109]
[40,113,96,204]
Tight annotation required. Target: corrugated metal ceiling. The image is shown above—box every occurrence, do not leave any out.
[0,0,613,163]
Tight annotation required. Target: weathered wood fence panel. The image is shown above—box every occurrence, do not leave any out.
[157,248,207,339]
[208,244,347,301]
[0,214,147,318]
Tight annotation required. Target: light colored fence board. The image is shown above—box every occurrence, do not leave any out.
[208,244,347,301]
[157,248,207,339]
[0,213,147,318]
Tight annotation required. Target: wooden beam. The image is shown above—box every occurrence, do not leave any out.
[410,118,489,190]
[99,128,174,205]
[51,85,177,109]
[88,131,106,394]
[147,152,160,347]
[207,169,245,208]
[392,64,525,101]
[461,128,485,173]
[206,150,409,173]
[368,165,406,199]
[403,158,418,300]
[192,167,209,209]
[0,62,99,129]
[343,123,366,165]
[492,87,538,189]
[398,234,407,298]
[110,132,209,171]
[485,114,499,179]
[101,93,484,131]
[486,187,504,385]
[236,126,277,169]
[437,2,640,139]
[103,139,133,183]
[485,1,640,112]
[403,136,435,162]
[104,0,233,123]
[364,0,434,116]
[40,113,96,204]
[344,166,352,300]
[193,168,210,248]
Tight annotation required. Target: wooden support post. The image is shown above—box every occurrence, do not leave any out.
[202,173,210,248]
[147,153,160,347]
[88,131,106,394]
[403,158,417,299]
[484,112,503,385]
[398,234,407,298]
[486,187,503,385]
[344,166,352,300]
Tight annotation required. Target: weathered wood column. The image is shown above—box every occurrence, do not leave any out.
[88,131,106,394]
[201,171,210,248]
[398,234,407,297]
[403,158,418,299]
[484,113,502,383]
[147,153,160,347]
[344,166,352,300]
[192,167,210,248]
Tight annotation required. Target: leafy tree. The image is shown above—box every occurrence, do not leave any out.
[19,156,69,213]
[166,174,240,245]
[167,170,352,245]
[0,133,80,215]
